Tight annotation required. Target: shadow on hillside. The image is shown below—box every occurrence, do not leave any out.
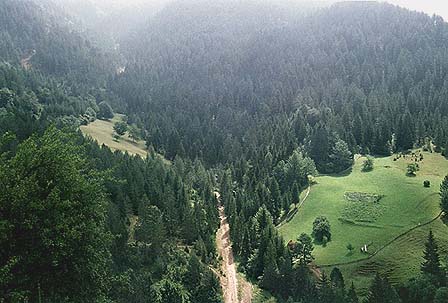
[322,166,353,178]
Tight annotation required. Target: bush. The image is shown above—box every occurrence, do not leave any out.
[362,156,374,172]
[97,101,113,120]
[407,163,419,176]
[312,216,331,243]
[424,180,431,188]
[85,107,96,122]
[113,121,128,136]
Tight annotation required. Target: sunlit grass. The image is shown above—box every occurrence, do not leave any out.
[279,151,448,292]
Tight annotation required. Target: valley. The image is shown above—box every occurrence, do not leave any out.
[3,0,448,302]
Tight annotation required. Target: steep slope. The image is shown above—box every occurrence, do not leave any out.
[111,1,448,168]
[0,0,113,85]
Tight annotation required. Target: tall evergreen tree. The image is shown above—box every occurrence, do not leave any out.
[421,230,445,285]
[440,175,448,214]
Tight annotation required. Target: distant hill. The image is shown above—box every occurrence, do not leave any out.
[0,0,113,84]
[112,0,448,165]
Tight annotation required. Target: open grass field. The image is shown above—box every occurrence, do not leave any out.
[80,114,148,157]
[279,151,448,295]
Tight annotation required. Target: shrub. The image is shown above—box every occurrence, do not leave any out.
[424,180,431,188]
[312,216,331,243]
[362,156,374,172]
[97,101,113,119]
[113,121,128,136]
[407,163,419,176]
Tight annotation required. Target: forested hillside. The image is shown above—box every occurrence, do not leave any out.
[0,1,221,302]
[0,0,113,84]
[115,0,448,169]
[2,0,448,302]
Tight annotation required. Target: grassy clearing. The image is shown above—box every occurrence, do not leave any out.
[80,114,148,157]
[279,151,448,292]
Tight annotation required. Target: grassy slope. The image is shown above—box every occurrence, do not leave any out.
[80,114,148,157]
[279,151,448,294]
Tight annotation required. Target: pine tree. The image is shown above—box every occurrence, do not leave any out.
[319,271,335,303]
[346,282,359,303]
[295,233,314,265]
[440,175,448,214]
[330,267,345,290]
[421,230,445,285]
[365,274,400,303]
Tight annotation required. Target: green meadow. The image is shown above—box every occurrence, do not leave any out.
[80,114,149,157]
[279,151,448,294]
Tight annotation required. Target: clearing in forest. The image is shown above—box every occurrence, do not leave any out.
[279,151,448,295]
[80,114,148,157]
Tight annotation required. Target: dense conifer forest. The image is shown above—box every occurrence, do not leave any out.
[2,0,448,302]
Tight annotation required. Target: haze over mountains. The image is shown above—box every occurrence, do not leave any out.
[2,1,448,302]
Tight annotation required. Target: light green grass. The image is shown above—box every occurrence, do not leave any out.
[279,151,448,292]
[80,114,148,157]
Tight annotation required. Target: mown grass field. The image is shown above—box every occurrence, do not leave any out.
[279,151,448,294]
[80,114,148,157]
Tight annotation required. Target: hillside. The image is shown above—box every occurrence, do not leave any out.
[279,151,448,293]
[80,114,148,157]
[0,0,113,84]
[3,1,448,303]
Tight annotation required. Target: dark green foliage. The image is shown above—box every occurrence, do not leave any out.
[434,287,448,303]
[421,230,445,285]
[424,180,431,188]
[406,163,419,176]
[135,204,165,253]
[98,101,114,120]
[312,216,332,243]
[294,233,314,265]
[114,121,128,136]
[403,276,437,303]
[346,282,359,303]
[0,127,110,302]
[330,268,345,290]
[362,156,374,172]
[330,139,354,172]
[366,274,401,303]
[440,176,448,214]
[2,1,448,302]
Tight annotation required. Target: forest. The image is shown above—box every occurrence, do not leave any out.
[2,0,448,302]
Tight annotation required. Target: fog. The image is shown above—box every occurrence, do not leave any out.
[81,0,448,20]
[303,0,448,20]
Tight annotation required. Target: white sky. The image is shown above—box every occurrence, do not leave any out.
[84,0,448,20]
[317,0,448,20]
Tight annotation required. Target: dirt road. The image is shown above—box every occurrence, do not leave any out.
[215,192,252,303]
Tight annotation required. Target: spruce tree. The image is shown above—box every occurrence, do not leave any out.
[365,274,400,303]
[421,230,445,285]
[440,175,448,214]
[295,233,314,265]
[346,282,359,303]
[319,272,335,303]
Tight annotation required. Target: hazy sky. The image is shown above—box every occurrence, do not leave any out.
[85,0,448,20]
[386,1,448,19]
[315,0,448,20]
